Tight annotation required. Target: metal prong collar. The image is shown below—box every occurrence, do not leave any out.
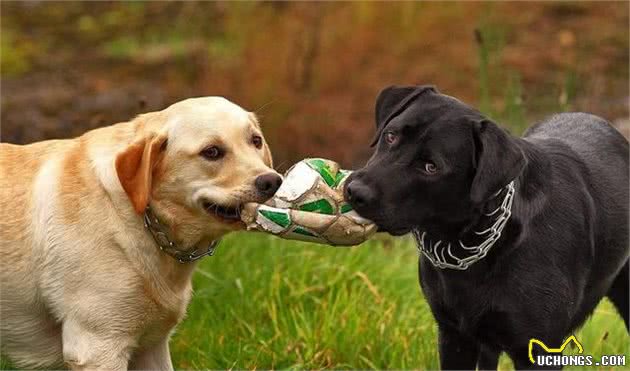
[144,206,220,263]
[413,181,515,270]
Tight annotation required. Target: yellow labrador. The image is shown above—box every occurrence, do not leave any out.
[0,97,282,369]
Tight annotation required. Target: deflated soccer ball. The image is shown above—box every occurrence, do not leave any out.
[241,158,376,246]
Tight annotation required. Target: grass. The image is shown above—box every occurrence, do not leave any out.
[474,21,585,137]
[475,24,529,138]
[166,232,629,370]
[170,233,438,369]
[1,233,626,369]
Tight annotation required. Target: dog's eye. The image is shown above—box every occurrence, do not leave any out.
[200,146,224,161]
[252,135,263,149]
[384,132,398,145]
[424,162,438,174]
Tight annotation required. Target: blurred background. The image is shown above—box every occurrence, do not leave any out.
[2,1,628,169]
[1,2,629,370]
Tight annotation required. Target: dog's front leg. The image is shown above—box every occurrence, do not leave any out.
[438,326,479,370]
[477,344,500,370]
[129,338,174,371]
[62,320,134,371]
[509,344,563,371]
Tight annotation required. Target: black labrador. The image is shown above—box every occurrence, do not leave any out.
[344,85,629,370]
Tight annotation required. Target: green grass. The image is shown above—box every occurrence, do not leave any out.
[474,19,583,137]
[170,233,439,369]
[1,233,627,370]
[168,232,629,370]
[475,24,529,136]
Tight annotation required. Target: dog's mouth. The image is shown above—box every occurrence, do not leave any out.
[202,201,243,222]
[384,225,412,236]
[373,222,411,236]
[366,216,412,236]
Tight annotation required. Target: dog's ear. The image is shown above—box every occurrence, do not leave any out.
[371,85,437,146]
[375,86,417,128]
[115,133,168,214]
[470,119,526,204]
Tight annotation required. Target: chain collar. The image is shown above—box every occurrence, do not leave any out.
[412,181,516,270]
[143,206,220,263]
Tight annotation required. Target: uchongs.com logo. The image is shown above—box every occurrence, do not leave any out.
[528,335,627,367]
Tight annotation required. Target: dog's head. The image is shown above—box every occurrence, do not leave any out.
[344,85,525,236]
[115,97,281,243]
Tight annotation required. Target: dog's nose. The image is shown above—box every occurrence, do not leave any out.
[255,173,283,198]
[344,179,375,209]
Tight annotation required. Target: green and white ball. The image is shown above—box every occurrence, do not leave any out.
[241,158,376,246]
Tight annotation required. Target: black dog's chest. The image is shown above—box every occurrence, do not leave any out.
[419,258,521,344]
